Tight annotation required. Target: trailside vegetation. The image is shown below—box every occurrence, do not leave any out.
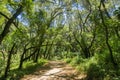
[0,0,120,80]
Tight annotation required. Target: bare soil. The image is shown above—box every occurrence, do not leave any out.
[20,61,86,80]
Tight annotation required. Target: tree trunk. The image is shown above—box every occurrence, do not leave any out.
[34,48,40,62]
[99,3,118,67]
[3,44,15,79]
[0,6,22,44]
[19,49,26,69]
[73,33,90,58]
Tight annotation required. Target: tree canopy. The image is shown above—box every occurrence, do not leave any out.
[0,0,120,80]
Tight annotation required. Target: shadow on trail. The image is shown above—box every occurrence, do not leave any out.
[0,62,51,80]
[20,61,86,80]
[0,60,86,80]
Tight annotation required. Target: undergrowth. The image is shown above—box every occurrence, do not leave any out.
[64,54,120,80]
[0,58,48,80]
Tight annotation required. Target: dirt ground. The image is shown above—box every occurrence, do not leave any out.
[20,61,86,80]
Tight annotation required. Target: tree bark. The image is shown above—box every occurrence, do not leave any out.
[99,1,117,67]
[0,6,22,44]
[3,43,15,79]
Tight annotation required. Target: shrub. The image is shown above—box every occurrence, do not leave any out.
[70,56,84,66]
[64,58,72,63]
[86,63,105,80]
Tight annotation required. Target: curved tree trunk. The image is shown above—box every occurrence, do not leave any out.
[0,6,23,44]
[3,43,15,79]
[99,1,118,67]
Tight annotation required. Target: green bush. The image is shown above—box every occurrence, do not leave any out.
[86,63,105,80]
[76,56,98,73]
[64,58,72,63]
[0,58,48,80]
[70,56,84,66]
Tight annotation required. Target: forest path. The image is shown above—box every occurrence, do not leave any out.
[20,60,86,80]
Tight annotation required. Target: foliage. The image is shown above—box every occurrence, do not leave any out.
[0,0,120,79]
[0,58,47,80]
[64,54,120,80]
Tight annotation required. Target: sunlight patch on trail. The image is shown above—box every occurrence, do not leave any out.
[20,61,86,80]
[44,68,62,75]
[39,68,62,80]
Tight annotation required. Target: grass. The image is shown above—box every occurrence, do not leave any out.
[64,54,120,80]
[0,58,48,80]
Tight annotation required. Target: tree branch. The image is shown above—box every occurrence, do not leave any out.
[0,5,23,44]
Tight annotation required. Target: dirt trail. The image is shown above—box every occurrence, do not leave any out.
[20,61,86,80]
